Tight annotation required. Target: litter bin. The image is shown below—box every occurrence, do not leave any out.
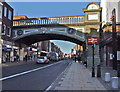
[117,63,120,77]
[112,77,118,89]
[105,73,110,82]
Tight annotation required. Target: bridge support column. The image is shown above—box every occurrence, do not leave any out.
[18,44,24,61]
[10,41,14,62]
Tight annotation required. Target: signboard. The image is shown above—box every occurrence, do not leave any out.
[2,45,7,50]
[110,16,114,21]
[87,37,99,44]
[88,14,98,20]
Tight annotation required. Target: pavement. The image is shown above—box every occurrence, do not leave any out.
[97,65,120,91]
[1,60,33,67]
[48,61,120,91]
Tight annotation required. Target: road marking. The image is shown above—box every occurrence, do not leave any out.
[0,61,64,81]
[45,62,72,91]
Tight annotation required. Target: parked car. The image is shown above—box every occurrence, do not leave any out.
[35,56,49,64]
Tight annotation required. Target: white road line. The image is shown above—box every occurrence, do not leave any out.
[45,62,72,91]
[0,61,64,81]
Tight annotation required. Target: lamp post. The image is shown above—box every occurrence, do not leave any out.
[92,40,95,77]
[37,42,39,58]
[111,8,117,70]
[88,37,98,77]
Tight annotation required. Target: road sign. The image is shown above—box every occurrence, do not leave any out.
[110,16,114,21]
[87,37,99,44]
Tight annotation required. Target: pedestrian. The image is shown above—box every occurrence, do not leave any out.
[16,54,19,62]
[14,55,16,62]
[5,54,8,62]
[78,57,81,63]
[75,55,76,62]
[2,55,6,63]
[10,56,14,62]
[10,56,12,62]
[25,54,27,62]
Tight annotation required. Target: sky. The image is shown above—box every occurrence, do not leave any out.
[8,2,100,54]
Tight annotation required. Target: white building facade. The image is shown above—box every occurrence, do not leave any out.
[100,0,120,68]
[101,0,120,25]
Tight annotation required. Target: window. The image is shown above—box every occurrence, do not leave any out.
[8,10,12,20]
[0,6,2,18]
[20,17,25,19]
[2,24,6,35]
[4,7,7,17]
[7,27,11,37]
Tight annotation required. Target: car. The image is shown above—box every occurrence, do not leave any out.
[35,56,49,64]
[48,52,59,61]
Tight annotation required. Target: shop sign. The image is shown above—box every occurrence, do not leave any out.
[117,51,120,61]
[7,48,11,51]
[3,40,13,46]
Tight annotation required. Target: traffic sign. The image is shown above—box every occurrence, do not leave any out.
[110,16,114,21]
[87,37,99,44]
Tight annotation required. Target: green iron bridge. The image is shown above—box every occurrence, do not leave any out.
[12,16,86,46]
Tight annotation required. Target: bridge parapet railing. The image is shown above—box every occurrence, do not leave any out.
[13,16,84,26]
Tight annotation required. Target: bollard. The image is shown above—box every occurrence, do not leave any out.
[105,73,110,82]
[97,65,101,77]
[117,63,120,77]
[112,77,118,89]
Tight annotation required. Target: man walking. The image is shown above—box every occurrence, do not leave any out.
[16,54,19,62]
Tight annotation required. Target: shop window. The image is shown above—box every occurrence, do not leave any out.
[8,10,12,20]
[4,7,7,17]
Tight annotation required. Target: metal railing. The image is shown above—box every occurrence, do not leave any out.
[13,16,84,26]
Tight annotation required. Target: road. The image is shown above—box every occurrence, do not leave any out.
[2,59,71,90]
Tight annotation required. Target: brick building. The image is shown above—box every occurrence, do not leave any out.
[0,2,13,63]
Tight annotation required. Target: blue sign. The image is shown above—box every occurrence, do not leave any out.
[2,45,7,50]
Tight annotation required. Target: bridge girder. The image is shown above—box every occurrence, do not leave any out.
[12,25,86,46]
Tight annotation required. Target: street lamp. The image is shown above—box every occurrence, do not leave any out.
[111,8,117,70]
[92,39,95,77]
